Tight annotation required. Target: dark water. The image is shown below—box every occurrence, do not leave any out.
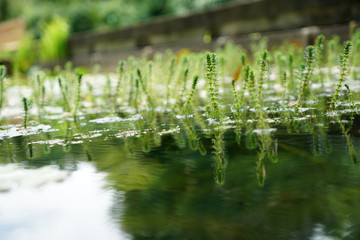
[0,115,360,240]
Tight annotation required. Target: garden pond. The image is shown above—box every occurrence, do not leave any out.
[0,35,360,239]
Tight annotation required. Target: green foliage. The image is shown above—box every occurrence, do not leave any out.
[166,57,176,106]
[315,34,325,83]
[288,53,295,89]
[206,52,221,118]
[4,0,243,34]
[58,77,71,112]
[344,84,355,110]
[282,71,287,102]
[298,46,316,104]
[330,41,352,108]
[181,75,199,114]
[258,50,268,98]
[22,97,29,128]
[13,33,36,73]
[0,0,9,21]
[213,130,226,186]
[73,73,83,118]
[39,16,69,61]
[0,31,360,197]
[136,67,154,109]
[179,68,190,105]
[231,79,240,112]
[113,60,125,112]
[351,29,360,78]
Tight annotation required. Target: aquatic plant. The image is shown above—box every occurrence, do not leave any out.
[113,60,125,112]
[178,68,190,108]
[258,50,268,97]
[282,71,287,102]
[181,117,206,156]
[288,53,295,90]
[344,84,355,110]
[213,129,226,186]
[105,75,112,102]
[330,41,352,108]
[315,35,325,77]
[2,30,360,189]
[231,79,240,113]
[134,75,140,111]
[22,97,29,128]
[136,67,154,109]
[166,57,176,106]
[297,46,315,105]
[181,75,199,114]
[73,73,83,119]
[206,52,221,119]
[58,77,71,112]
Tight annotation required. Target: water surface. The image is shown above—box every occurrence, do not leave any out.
[0,113,359,240]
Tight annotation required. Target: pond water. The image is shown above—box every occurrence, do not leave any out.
[0,110,359,240]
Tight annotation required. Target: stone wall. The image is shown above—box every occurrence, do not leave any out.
[68,0,360,71]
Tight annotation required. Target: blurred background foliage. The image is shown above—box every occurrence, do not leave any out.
[0,0,244,73]
[1,0,243,34]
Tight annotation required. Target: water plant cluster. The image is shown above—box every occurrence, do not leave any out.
[0,31,360,186]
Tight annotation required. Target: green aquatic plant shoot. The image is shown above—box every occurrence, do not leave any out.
[282,71,287,102]
[275,51,285,85]
[41,85,45,109]
[258,50,268,97]
[35,75,46,119]
[113,60,125,112]
[181,75,199,114]
[238,65,250,106]
[330,41,352,109]
[22,97,29,129]
[241,53,246,65]
[134,73,140,111]
[58,77,71,112]
[248,69,257,103]
[206,52,221,118]
[288,53,295,90]
[315,34,325,84]
[179,68,189,105]
[213,129,226,186]
[344,84,355,110]
[231,79,241,113]
[73,73,83,118]
[166,57,176,106]
[136,67,154,109]
[297,45,315,105]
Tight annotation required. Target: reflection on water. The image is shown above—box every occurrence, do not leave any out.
[104,131,360,240]
[0,163,129,240]
[0,109,359,240]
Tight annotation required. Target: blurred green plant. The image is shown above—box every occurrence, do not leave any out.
[39,16,69,61]
[13,33,36,73]
[3,0,245,34]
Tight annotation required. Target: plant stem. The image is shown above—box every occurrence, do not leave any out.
[182,75,199,114]
[298,46,316,105]
[330,41,352,108]
[23,97,29,128]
